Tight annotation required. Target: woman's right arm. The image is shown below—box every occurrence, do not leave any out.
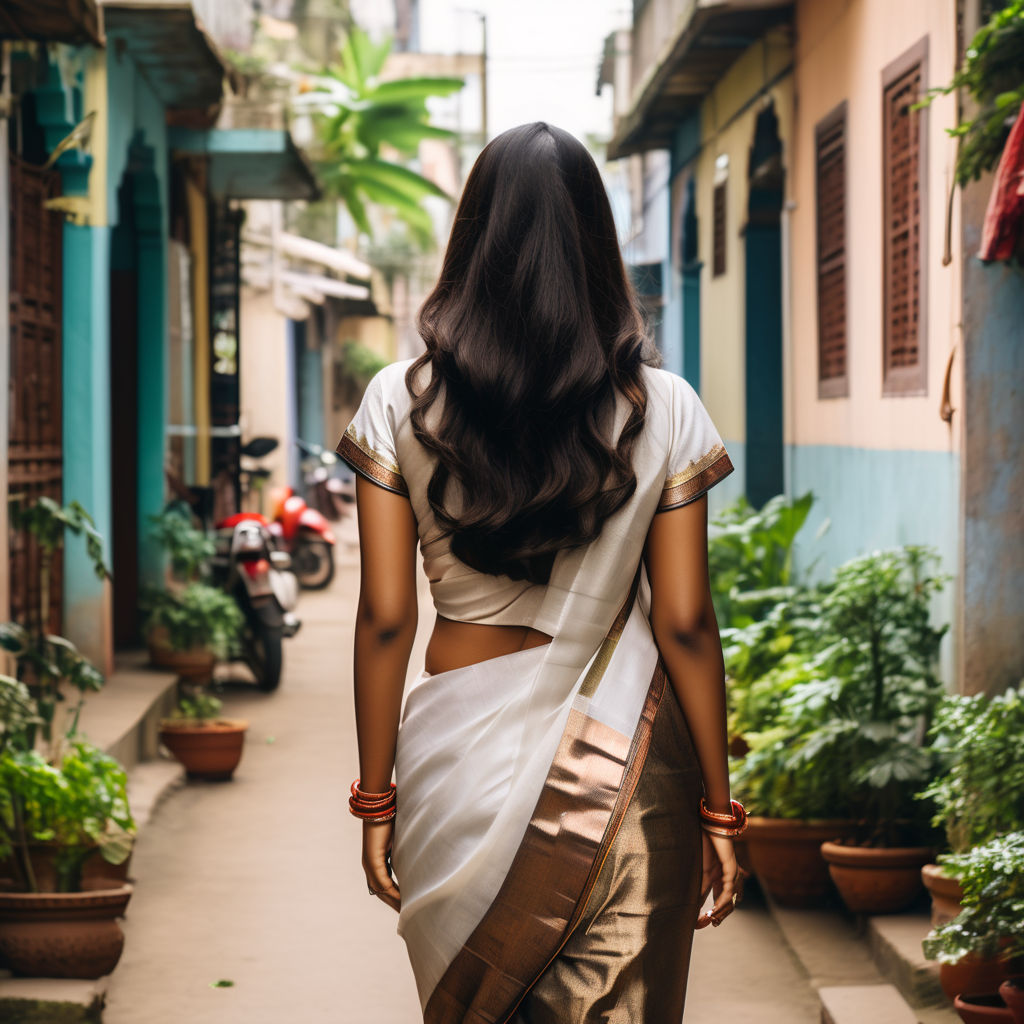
[643,492,741,924]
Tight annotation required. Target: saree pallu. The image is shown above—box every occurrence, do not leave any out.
[392,566,705,1023]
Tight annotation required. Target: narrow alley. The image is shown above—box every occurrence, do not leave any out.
[101,518,819,1024]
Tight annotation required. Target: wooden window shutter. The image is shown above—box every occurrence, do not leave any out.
[816,102,848,398]
[712,181,727,277]
[882,39,928,395]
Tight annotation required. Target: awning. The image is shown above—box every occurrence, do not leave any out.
[607,0,792,159]
[242,230,371,279]
[170,126,320,201]
[0,0,102,46]
[102,2,225,112]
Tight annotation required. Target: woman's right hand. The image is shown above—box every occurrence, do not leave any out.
[695,831,744,929]
[362,819,401,913]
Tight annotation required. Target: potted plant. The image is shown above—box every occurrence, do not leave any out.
[0,499,137,978]
[144,581,244,681]
[921,832,1024,1020]
[158,684,248,781]
[811,547,948,914]
[918,687,1024,925]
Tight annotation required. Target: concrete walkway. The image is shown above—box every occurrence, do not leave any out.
[103,516,818,1023]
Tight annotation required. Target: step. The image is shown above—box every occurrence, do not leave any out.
[868,913,946,1008]
[76,649,179,770]
[0,976,107,1024]
[820,984,919,1024]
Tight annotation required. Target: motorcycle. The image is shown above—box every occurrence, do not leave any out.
[269,486,337,591]
[211,511,301,693]
[296,438,355,522]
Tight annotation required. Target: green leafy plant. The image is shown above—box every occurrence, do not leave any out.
[0,675,41,757]
[301,27,464,245]
[915,1,1024,185]
[0,737,136,892]
[708,492,818,630]
[142,583,244,661]
[149,505,214,582]
[922,831,1024,968]
[2,497,110,751]
[166,687,224,726]
[733,546,949,842]
[919,685,1024,853]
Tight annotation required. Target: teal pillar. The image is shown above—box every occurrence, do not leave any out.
[62,225,112,666]
[130,140,167,587]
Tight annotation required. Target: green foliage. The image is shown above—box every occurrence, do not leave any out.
[922,831,1024,967]
[8,497,110,581]
[732,547,949,841]
[0,738,136,892]
[167,687,224,725]
[915,1,1024,185]
[337,339,390,385]
[143,583,244,660]
[0,675,41,756]
[708,492,817,629]
[306,27,464,246]
[919,685,1024,853]
[149,505,214,582]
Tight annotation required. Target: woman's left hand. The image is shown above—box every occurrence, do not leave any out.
[362,819,401,912]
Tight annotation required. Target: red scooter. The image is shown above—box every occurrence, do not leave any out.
[269,488,336,590]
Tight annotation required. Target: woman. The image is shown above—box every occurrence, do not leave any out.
[337,122,744,1024]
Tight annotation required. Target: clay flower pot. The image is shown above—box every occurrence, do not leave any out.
[922,861,966,927]
[952,993,1014,1023]
[0,841,132,893]
[0,883,133,978]
[159,718,248,781]
[1000,980,1024,1024]
[743,817,857,907]
[820,841,933,914]
[941,954,1012,1003]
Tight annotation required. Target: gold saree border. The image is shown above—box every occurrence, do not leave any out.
[423,661,670,1024]
[336,427,409,496]
[657,444,734,511]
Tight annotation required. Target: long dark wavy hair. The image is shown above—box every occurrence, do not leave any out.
[406,122,657,584]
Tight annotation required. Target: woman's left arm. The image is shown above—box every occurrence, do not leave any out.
[352,474,419,911]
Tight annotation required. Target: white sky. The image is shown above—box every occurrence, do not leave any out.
[416,0,632,142]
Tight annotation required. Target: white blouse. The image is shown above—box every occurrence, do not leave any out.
[336,358,733,633]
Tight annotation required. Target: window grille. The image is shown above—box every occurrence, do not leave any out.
[816,103,848,397]
[712,181,727,277]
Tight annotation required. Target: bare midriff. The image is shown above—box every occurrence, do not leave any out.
[424,614,553,675]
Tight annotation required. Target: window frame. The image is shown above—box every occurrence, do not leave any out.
[815,100,850,400]
[881,37,929,397]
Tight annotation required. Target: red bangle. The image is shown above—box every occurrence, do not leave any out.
[349,779,397,822]
[699,798,747,837]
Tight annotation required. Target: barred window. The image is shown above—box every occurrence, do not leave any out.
[816,102,848,398]
[882,39,929,395]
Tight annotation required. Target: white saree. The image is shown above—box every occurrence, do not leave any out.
[337,358,733,1023]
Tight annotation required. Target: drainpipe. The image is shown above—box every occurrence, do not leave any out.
[0,44,10,624]
[781,196,797,500]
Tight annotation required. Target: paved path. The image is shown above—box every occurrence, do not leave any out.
[104,516,818,1023]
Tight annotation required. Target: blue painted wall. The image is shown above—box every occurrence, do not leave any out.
[790,443,960,681]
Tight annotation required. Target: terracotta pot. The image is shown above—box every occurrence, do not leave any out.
[159,718,248,781]
[0,842,132,893]
[147,627,216,681]
[941,954,1012,1002]
[743,817,857,908]
[952,993,1013,1023]
[999,980,1024,1024]
[923,862,966,927]
[0,883,133,978]
[733,838,754,879]
[820,841,932,914]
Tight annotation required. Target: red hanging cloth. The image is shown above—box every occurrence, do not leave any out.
[978,100,1024,263]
